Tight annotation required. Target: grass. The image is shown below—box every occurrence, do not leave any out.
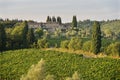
[0,49,120,80]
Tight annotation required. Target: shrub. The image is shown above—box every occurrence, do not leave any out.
[60,40,69,49]
[20,59,46,80]
[72,71,80,80]
[66,77,73,80]
[66,71,81,80]
[37,38,49,48]
[44,74,55,80]
[105,42,120,56]
[82,41,92,52]
[68,37,82,50]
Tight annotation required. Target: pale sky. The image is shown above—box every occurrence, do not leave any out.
[0,0,120,22]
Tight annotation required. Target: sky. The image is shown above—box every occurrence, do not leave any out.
[0,0,120,22]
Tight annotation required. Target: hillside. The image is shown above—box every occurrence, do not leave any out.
[78,20,120,39]
[0,49,120,80]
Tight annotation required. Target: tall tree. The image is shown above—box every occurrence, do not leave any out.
[72,16,77,28]
[46,16,51,23]
[0,23,6,51]
[52,16,56,22]
[27,28,35,46]
[92,21,101,54]
[22,21,28,47]
[57,16,62,24]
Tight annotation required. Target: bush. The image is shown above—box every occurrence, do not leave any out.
[44,74,55,80]
[66,71,81,80]
[37,38,49,48]
[82,41,92,52]
[68,37,82,50]
[105,42,120,56]
[20,59,46,80]
[60,40,69,49]
[72,71,81,80]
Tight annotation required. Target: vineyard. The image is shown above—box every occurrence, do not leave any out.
[0,49,120,80]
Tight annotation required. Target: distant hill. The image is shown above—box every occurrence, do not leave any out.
[101,20,120,38]
[78,19,120,39]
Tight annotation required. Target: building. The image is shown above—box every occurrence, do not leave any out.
[28,21,71,33]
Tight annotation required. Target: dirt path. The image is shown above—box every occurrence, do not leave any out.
[43,48,99,58]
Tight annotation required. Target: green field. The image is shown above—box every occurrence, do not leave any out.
[0,49,120,80]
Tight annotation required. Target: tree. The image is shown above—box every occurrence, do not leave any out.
[92,21,101,54]
[72,15,77,28]
[105,42,120,56]
[22,21,28,47]
[0,23,6,51]
[46,16,51,23]
[11,23,25,49]
[27,28,35,47]
[52,16,56,22]
[57,16,62,24]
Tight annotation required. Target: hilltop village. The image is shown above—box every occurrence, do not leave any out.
[28,16,71,33]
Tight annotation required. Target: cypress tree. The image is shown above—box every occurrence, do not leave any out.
[57,16,62,24]
[46,16,51,23]
[92,21,101,54]
[27,28,35,46]
[52,16,56,22]
[0,23,6,51]
[22,21,28,47]
[72,16,77,28]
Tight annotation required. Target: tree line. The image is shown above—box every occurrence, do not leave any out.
[0,17,120,56]
[0,21,36,51]
[46,16,62,24]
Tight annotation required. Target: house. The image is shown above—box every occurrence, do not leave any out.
[28,22,71,33]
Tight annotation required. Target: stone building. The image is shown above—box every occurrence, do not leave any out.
[28,21,71,33]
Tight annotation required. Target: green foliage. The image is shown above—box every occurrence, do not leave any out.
[5,28,13,49]
[9,22,28,48]
[60,40,69,49]
[105,42,120,56]
[101,20,120,39]
[72,16,77,28]
[37,38,49,48]
[0,49,120,80]
[82,40,92,52]
[34,28,43,40]
[11,23,24,41]
[47,37,66,48]
[27,28,35,47]
[22,21,28,47]
[0,23,6,51]
[92,21,101,54]
[68,37,82,50]
[21,59,46,80]
[4,21,35,49]
[0,19,19,28]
